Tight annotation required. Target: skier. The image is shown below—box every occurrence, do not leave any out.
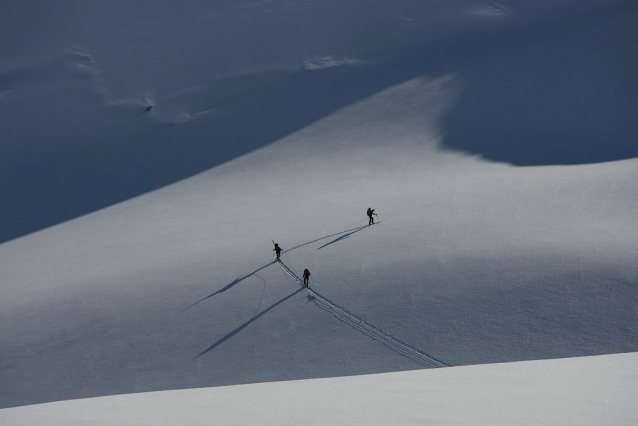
[367,207,377,225]
[273,241,283,261]
[303,268,311,287]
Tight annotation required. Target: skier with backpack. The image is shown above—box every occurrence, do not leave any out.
[272,241,283,261]
[303,269,311,287]
[367,207,377,225]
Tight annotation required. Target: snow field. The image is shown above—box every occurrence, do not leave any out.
[2,353,637,426]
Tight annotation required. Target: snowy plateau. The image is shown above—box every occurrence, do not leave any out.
[1,0,637,425]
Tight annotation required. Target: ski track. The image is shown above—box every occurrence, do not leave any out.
[278,261,449,368]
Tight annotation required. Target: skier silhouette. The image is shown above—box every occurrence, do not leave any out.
[367,207,377,225]
[273,241,283,260]
[303,269,311,287]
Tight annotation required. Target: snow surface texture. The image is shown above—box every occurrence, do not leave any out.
[1,0,637,418]
[2,353,637,425]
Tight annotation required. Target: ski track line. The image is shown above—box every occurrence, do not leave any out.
[278,261,449,368]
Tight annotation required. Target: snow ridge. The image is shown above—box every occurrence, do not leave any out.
[278,261,449,368]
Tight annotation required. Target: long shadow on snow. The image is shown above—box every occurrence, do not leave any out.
[198,287,304,357]
[285,221,369,254]
[183,222,369,312]
[316,225,368,250]
[181,260,277,312]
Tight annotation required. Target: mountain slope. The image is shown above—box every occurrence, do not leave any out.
[1,0,637,410]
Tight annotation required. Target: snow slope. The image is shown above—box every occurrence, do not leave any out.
[1,0,637,415]
[2,353,638,425]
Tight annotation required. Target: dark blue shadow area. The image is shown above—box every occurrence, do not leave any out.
[0,58,419,244]
[198,287,304,357]
[1,1,636,244]
[436,1,638,166]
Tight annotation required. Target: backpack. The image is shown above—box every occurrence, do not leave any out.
[367,208,372,216]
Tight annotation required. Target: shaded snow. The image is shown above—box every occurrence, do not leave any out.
[468,3,510,17]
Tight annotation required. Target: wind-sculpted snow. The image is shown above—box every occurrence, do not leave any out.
[303,55,365,71]
[468,3,509,17]
[279,261,448,368]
